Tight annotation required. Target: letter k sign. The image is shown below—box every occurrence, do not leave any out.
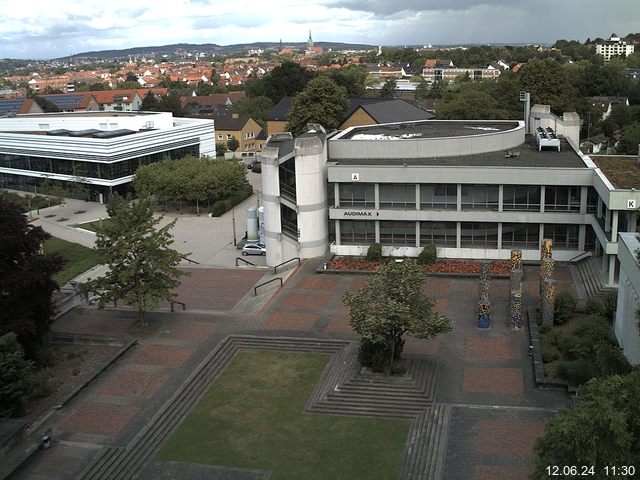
[628,199,636,209]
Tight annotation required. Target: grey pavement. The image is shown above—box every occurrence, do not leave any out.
[20,170,268,284]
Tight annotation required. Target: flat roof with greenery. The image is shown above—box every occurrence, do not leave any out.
[157,350,410,480]
[591,155,640,189]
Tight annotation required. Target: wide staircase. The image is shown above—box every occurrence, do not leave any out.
[574,256,617,299]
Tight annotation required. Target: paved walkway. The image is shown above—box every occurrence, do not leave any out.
[8,259,573,480]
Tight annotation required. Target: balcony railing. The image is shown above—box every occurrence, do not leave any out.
[282,219,299,239]
[280,183,296,202]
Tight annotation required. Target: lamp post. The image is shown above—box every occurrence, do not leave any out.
[232,207,237,246]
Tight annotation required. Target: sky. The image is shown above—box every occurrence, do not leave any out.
[1,0,639,60]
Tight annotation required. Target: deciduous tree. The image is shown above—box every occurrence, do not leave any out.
[343,259,452,372]
[0,196,64,357]
[85,195,187,327]
[286,76,348,135]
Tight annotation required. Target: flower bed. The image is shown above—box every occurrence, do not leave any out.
[326,256,511,275]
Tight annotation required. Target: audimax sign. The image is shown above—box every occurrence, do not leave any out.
[342,210,380,217]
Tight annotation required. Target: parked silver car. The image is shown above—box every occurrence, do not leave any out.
[241,243,266,256]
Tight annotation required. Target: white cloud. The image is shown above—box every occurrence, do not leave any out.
[0,0,637,58]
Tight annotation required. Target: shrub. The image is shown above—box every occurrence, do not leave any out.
[554,291,577,325]
[25,369,53,399]
[417,244,437,265]
[573,314,613,344]
[540,341,559,363]
[556,332,589,360]
[603,290,618,321]
[556,359,597,385]
[365,243,382,261]
[592,343,632,377]
[251,163,262,173]
[0,333,34,417]
[585,297,606,317]
[210,199,231,217]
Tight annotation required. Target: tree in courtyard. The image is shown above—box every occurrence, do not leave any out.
[286,76,349,135]
[343,259,453,372]
[85,195,187,327]
[0,332,34,418]
[0,196,64,358]
[531,369,640,479]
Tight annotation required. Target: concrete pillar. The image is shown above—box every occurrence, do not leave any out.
[510,269,524,297]
[375,220,380,243]
[261,145,284,267]
[580,186,588,214]
[456,222,461,249]
[539,185,545,213]
[629,212,638,233]
[457,184,462,211]
[538,224,545,249]
[333,183,340,208]
[608,255,616,287]
[374,183,380,210]
[415,222,420,248]
[497,223,503,250]
[578,224,586,251]
[510,249,523,271]
[498,185,504,213]
[612,210,619,241]
[480,261,491,281]
[541,238,553,260]
[415,184,420,211]
[605,207,611,233]
[335,220,341,246]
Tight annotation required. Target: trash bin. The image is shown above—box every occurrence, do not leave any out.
[41,430,52,449]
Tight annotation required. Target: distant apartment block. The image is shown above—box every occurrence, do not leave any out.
[596,34,635,62]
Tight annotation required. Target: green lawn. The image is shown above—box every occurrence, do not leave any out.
[76,218,111,232]
[157,350,411,480]
[43,237,102,285]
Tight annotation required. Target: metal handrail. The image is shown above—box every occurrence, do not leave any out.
[254,277,283,296]
[169,300,186,312]
[273,257,301,274]
[569,251,593,263]
[181,255,200,265]
[236,257,256,266]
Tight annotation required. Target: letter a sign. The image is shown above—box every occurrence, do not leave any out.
[351,173,360,181]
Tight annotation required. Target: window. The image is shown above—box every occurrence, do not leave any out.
[379,184,416,209]
[460,222,498,247]
[544,224,579,249]
[339,183,375,207]
[503,186,540,211]
[281,204,298,239]
[340,220,375,245]
[420,222,456,246]
[461,185,499,211]
[587,187,598,214]
[420,184,457,209]
[217,134,223,140]
[380,221,416,246]
[544,186,580,212]
[502,223,539,248]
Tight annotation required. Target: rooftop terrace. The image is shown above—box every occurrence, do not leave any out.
[336,120,520,140]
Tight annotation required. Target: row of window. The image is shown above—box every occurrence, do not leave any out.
[339,220,587,250]
[0,146,199,180]
[334,183,597,213]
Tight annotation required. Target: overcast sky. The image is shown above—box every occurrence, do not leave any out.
[1,0,638,60]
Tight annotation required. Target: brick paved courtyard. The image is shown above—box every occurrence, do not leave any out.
[12,260,573,480]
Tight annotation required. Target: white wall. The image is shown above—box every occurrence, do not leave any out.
[615,233,640,365]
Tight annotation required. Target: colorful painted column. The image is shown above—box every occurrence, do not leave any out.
[510,289,523,328]
[477,300,491,329]
[541,278,556,326]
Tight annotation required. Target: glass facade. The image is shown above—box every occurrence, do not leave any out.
[340,220,375,245]
[461,185,499,211]
[339,183,375,207]
[281,204,298,239]
[544,224,579,249]
[379,184,416,209]
[379,221,416,245]
[461,222,499,247]
[0,145,199,181]
[502,223,539,248]
[420,184,457,209]
[503,185,540,211]
[420,221,457,246]
[544,186,581,212]
[279,158,296,202]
